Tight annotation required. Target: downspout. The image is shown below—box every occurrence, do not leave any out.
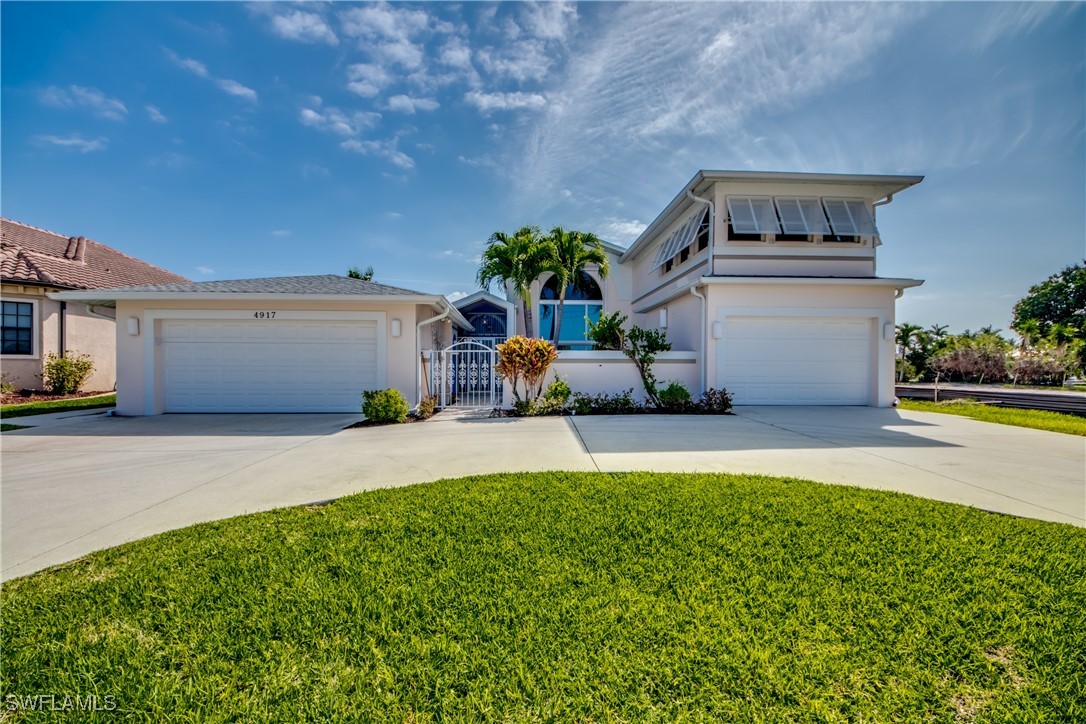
[416,305,452,407]
[689,285,707,395]
[686,189,715,277]
[58,301,66,355]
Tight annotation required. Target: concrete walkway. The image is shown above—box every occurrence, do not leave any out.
[2,407,1083,580]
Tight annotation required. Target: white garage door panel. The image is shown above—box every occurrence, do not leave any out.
[162,319,383,413]
[722,317,871,405]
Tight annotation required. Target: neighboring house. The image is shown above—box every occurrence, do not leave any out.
[51,276,470,414]
[1,218,188,392]
[450,290,515,350]
[513,170,925,407]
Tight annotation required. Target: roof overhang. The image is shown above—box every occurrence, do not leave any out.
[47,290,473,330]
[632,276,925,313]
[620,170,924,264]
[450,289,514,311]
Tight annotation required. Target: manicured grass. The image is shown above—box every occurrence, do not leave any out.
[0,393,115,419]
[3,473,1084,721]
[0,423,31,432]
[898,398,1086,436]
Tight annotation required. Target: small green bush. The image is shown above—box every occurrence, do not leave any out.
[362,388,409,424]
[415,395,438,420]
[40,352,94,395]
[658,381,693,412]
[542,376,571,406]
[0,372,14,395]
[586,311,627,350]
[696,388,733,414]
[571,388,639,416]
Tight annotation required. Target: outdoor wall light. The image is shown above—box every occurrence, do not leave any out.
[126,317,140,336]
[659,308,668,328]
[882,322,894,341]
[711,321,723,339]
[390,319,402,337]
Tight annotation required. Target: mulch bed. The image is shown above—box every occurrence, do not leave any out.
[0,391,113,406]
[344,412,436,429]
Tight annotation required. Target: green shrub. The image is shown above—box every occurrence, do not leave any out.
[696,388,733,414]
[542,376,571,406]
[571,389,640,415]
[511,377,572,417]
[586,311,627,350]
[40,352,94,395]
[657,381,693,412]
[362,388,409,424]
[415,395,438,420]
[496,336,558,405]
[0,372,14,395]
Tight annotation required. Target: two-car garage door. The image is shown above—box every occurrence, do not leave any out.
[719,316,873,405]
[162,319,384,413]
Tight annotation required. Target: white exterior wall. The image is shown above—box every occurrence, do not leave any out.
[548,351,699,403]
[705,282,900,407]
[2,285,116,391]
[114,299,429,416]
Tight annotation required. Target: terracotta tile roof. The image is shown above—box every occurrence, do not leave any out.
[1,218,188,290]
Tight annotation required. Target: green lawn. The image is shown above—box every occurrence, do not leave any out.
[0,423,31,432]
[898,398,1086,436]
[0,393,116,419]
[3,473,1084,721]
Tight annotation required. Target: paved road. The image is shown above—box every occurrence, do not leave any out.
[3,406,1083,580]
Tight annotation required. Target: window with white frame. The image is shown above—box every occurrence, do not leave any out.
[1,300,34,355]
[538,272,603,350]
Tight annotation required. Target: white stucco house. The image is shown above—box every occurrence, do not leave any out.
[497,170,925,407]
[52,169,923,415]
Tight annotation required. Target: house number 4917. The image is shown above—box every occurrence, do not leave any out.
[253,311,277,319]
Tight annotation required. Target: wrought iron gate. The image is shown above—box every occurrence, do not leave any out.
[429,340,501,408]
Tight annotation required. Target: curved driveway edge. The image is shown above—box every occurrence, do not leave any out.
[2,407,1083,580]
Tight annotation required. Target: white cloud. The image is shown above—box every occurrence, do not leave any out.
[299,106,380,136]
[438,36,473,70]
[971,3,1071,50]
[339,2,431,42]
[270,10,338,46]
[560,189,572,199]
[145,104,167,123]
[166,48,258,103]
[464,90,547,113]
[301,162,330,178]
[445,291,469,302]
[386,95,440,114]
[340,138,415,170]
[33,134,108,153]
[346,63,391,97]
[385,211,403,220]
[519,1,578,41]
[476,40,552,83]
[38,85,128,121]
[597,218,647,243]
[196,266,215,275]
[271,229,292,237]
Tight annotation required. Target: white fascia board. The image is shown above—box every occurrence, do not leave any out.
[451,290,514,311]
[699,276,924,288]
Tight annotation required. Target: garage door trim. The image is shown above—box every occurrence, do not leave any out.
[715,306,886,406]
[143,309,387,415]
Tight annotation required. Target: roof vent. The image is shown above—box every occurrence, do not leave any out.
[64,236,87,262]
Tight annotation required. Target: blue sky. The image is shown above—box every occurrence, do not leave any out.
[2,1,1083,333]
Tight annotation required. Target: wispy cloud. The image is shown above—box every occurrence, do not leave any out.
[597,218,646,243]
[37,85,127,121]
[465,90,547,113]
[271,229,292,237]
[971,3,1071,50]
[269,9,338,46]
[341,138,415,170]
[145,104,168,123]
[386,95,439,114]
[345,63,392,98]
[196,266,215,275]
[33,134,108,153]
[299,106,380,136]
[148,151,191,169]
[166,48,258,103]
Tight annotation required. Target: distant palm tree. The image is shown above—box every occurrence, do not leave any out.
[978,325,1002,337]
[544,227,610,345]
[347,266,374,281]
[476,225,549,338]
[895,323,923,381]
[1014,318,1041,349]
[1047,322,1077,346]
[927,323,949,341]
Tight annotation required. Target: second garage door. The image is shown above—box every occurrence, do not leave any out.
[719,316,872,405]
[162,318,384,412]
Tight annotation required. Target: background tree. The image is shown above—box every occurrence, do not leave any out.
[1011,262,1086,339]
[476,226,549,338]
[895,323,924,381]
[347,266,374,281]
[544,227,610,345]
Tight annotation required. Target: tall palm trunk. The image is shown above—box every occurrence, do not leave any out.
[520,285,534,338]
[552,284,568,345]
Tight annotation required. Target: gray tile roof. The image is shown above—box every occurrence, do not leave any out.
[104,274,430,296]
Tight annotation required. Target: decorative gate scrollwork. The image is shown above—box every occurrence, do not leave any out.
[429,340,501,408]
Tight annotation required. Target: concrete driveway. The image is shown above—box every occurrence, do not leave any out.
[3,407,1083,580]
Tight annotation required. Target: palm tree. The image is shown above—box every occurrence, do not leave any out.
[1013,318,1041,349]
[476,225,549,338]
[544,227,610,345]
[927,323,949,341]
[895,323,923,381]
